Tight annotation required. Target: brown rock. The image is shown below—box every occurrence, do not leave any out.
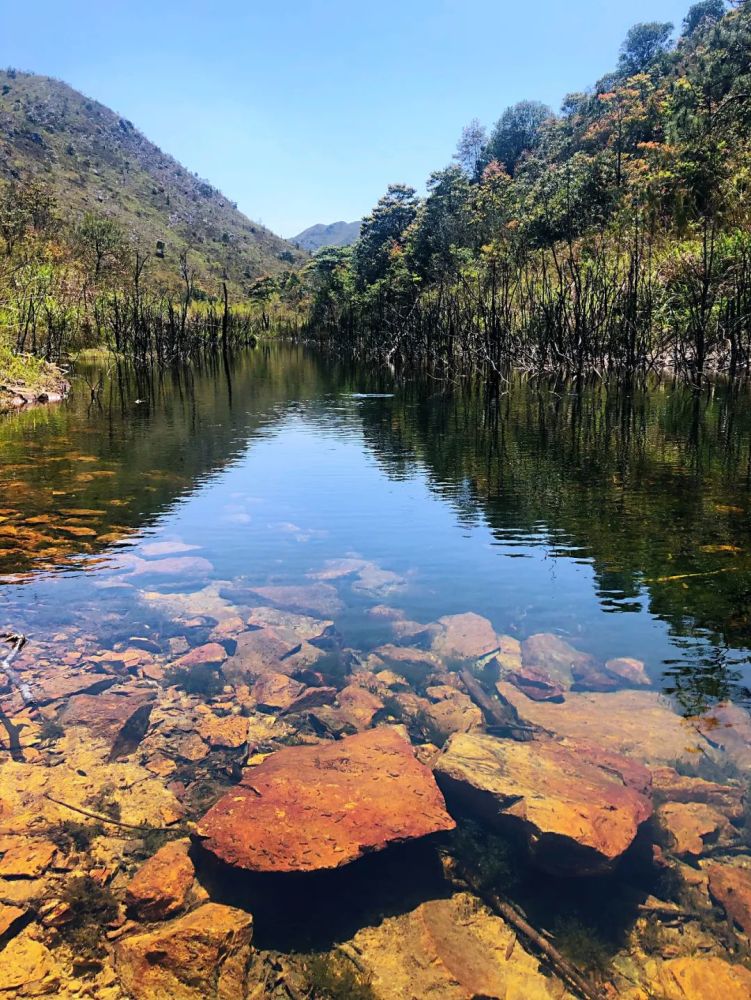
[435,733,652,875]
[657,801,733,857]
[708,864,751,936]
[651,766,745,820]
[373,644,441,681]
[125,840,195,921]
[421,687,483,742]
[520,633,592,689]
[0,931,60,996]
[197,728,455,873]
[336,684,384,730]
[351,891,569,1000]
[696,702,751,773]
[604,657,651,687]
[35,671,114,705]
[498,685,707,764]
[252,673,305,712]
[430,613,499,661]
[58,689,155,753]
[171,643,227,670]
[115,902,252,1000]
[0,901,25,936]
[0,840,57,878]
[500,665,565,702]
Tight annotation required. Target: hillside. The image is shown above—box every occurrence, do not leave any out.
[291,220,361,252]
[0,70,305,293]
[304,2,751,383]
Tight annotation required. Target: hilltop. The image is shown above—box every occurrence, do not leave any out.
[0,70,305,292]
[291,220,361,252]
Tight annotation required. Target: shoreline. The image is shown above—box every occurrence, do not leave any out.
[0,355,70,412]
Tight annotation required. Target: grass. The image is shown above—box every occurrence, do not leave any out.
[0,343,67,398]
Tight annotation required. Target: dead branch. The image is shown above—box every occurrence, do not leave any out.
[0,633,35,706]
[44,793,191,835]
[459,669,539,741]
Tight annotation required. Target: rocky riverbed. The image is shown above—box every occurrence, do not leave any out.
[2,551,751,999]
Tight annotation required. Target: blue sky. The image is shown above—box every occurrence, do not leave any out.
[2,0,693,237]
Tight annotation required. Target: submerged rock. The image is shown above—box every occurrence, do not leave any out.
[196,727,455,873]
[639,956,751,1000]
[125,839,195,921]
[656,801,734,857]
[497,686,707,764]
[708,864,751,937]
[0,901,25,936]
[58,688,155,756]
[350,890,571,999]
[435,732,652,875]
[247,583,343,616]
[0,930,60,996]
[651,766,745,820]
[429,612,500,662]
[115,902,253,1000]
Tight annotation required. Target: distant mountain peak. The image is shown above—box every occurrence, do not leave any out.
[291,220,361,252]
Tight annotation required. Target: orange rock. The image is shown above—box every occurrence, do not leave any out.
[197,728,455,873]
[171,643,227,670]
[604,656,651,687]
[224,628,301,683]
[252,672,305,711]
[708,864,751,936]
[115,902,253,1000]
[696,702,751,773]
[0,931,60,996]
[336,684,384,730]
[125,840,195,921]
[656,801,732,857]
[435,733,652,875]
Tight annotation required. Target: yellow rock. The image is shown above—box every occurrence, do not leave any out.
[646,956,751,999]
[0,930,61,996]
[351,891,571,999]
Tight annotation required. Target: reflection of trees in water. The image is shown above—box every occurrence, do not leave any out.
[352,372,751,710]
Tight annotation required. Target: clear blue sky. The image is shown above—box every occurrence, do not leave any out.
[2,0,693,238]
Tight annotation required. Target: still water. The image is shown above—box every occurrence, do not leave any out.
[1,343,750,715]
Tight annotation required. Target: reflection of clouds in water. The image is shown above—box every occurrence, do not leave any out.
[223,512,252,525]
[270,521,329,543]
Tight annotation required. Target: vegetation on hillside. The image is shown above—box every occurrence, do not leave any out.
[0,70,306,364]
[304,1,751,383]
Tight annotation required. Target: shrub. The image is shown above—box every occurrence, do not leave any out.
[166,662,224,697]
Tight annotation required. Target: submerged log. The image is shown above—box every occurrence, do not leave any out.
[459,669,539,741]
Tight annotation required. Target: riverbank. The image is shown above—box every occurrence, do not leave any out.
[0,347,70,411]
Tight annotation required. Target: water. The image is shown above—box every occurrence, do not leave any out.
[2,344,750,713]
[3,343,751,992]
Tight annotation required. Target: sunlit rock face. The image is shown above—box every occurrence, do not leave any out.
[196,727,455,873]
[435,732,652,876]
[124,839,195,921]
[115,902,253,1000]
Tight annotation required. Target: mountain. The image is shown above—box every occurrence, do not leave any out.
[291,220,361,252]
[0,70,305,292]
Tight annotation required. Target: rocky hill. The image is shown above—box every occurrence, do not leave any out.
[291,220,361,252]
[0,70,305,291]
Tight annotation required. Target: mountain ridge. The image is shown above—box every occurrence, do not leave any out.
[0,70,306,293]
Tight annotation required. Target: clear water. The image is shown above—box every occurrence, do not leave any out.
[1,343,750,715]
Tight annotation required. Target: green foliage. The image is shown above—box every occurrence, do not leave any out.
[86,782,122,821]
[447,819,521,894]
[618,22,675,75]
[304,1,751,383]
[166,662,225,698]
[486,100,551,176]
[302,953,375,1000]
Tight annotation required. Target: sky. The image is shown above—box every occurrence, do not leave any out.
[1,0,694,238]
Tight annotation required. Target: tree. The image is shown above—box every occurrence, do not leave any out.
[683,0,726,36]
[618,22,674,76]
[486,101,551,177]
[454,118,488,179]
[353,184,419,286]
[75,212,125,281]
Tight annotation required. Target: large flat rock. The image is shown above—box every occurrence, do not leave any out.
[196,727,455,873]
[435,732,652,875]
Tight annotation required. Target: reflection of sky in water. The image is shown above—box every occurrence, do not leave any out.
[1,347,750,707]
